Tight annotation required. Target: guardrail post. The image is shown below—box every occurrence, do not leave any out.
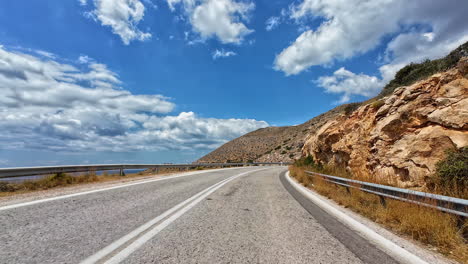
[345,186,351,194]
[308,173,314,184]
[458,217,468,240]
[119,168,125,176]
[378,195,386,207]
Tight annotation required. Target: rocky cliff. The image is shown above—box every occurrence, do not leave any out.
[303,58,468,187]
[198,43,468,187]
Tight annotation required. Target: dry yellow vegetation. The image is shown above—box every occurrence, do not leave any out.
[0,167,209,197]
[289,165,467,263]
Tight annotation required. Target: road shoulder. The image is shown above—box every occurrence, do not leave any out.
[282,171,456,264]
[0,167,247,209]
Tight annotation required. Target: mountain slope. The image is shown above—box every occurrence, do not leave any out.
[197,103,355,163]
[198,42,468,183]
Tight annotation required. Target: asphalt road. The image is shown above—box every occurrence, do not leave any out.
[0,166,398,264]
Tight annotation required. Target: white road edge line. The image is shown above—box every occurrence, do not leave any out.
[81,168,268,264]
[285,171,428,264]
[0,167,249,211]
[80,172,240,263]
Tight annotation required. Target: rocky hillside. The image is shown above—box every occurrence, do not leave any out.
[303,59,467,187]
[198,43,468,187]
[197,104,353,163]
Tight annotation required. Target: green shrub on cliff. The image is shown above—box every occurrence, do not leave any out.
[433,147,468,198]
[343,102,362,116]
[378,41,468,98]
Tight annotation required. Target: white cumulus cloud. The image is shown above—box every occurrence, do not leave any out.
[0,46,268,152]
[78,55,94,64]
[274,0,468,102]
[167,0,254,44]
[85,0,152,45]
[317,32,468,103]
[275,0,468,76]
[265,16,280,31]
[212,49,237,60]
[142,0,157,9]
[317,68,385,103]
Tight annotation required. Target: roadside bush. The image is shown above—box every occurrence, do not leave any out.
[432,147,468,198]
[343,102,362,116]
[2,172,99,193]
[294,156,315,167]
[0,182,18,192]
[370,100,385,110]
[21,173,75,190]
[1,167,212,196]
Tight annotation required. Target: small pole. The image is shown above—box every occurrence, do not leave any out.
[379,195,386,207]
[457,217,468,240]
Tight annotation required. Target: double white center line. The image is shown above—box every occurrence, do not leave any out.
[81,168,267,264]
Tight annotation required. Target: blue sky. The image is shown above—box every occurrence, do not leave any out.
[0,0,466,167]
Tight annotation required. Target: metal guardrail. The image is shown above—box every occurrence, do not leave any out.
[0,162,288,179]
[305,171,468,218]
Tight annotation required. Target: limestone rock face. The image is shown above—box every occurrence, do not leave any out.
[303,63,468,188]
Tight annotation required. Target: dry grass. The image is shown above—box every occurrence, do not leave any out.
[0,166,214,197]
[289,165,468,263]
[0,172,101,194]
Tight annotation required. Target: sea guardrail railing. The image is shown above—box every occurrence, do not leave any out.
[304,171,468,218]
[0,162,289,179]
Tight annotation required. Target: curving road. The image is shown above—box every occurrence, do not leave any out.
[0,166,399,264]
